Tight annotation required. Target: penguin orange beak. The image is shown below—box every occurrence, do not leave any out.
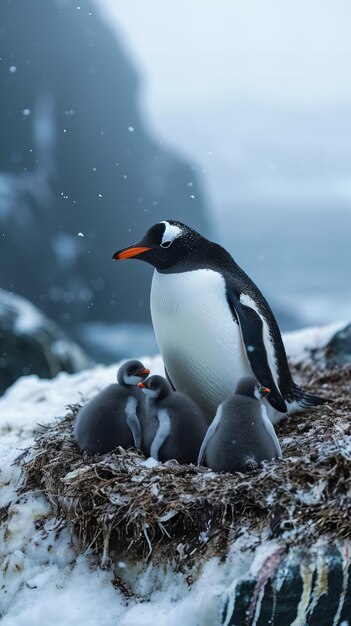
[113,246,152,260]
[260,386,270,397]
[137,382,145,388]
[137,368,150,376]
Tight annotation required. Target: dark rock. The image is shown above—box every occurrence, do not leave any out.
[0,289,91,395]
[324,323,351,368]
[0,0,209,329]
[224,543,351,626]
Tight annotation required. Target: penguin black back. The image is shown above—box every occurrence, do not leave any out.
[74,360,149,454]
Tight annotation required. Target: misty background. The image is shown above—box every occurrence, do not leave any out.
[102,0,351,328]
[1,0,350,388]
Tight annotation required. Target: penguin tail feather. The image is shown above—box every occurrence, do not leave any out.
[298,391,328,409]
[288,384,328,413]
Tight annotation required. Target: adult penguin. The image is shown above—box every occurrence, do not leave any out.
[113,221,326,423]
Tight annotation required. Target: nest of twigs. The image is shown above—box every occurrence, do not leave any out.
[19,361,351,567]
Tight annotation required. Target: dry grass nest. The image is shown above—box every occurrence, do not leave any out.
[19,360,351,568]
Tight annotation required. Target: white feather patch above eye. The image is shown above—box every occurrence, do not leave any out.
[160,221,182,247]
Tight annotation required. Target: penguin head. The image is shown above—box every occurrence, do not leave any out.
[235,376,270,400]
[113,220,208,271]
[117,360,150,386]
[137,374,171,399]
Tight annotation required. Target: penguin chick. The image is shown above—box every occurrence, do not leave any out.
[138,375,207,464]
[74,359,150,454]
[198,376,282,473]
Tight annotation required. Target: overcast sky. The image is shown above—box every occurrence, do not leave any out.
[96,0,351,219]
[90,1,351,325]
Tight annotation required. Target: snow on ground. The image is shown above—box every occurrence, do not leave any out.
[283,319,346,365]
[0,322,346,624]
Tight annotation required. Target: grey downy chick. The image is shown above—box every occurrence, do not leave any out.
[198,376,282,473]
[74,359,150,454]
[139,375,207,464]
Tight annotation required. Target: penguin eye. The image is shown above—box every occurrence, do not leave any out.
[160,240,172,249]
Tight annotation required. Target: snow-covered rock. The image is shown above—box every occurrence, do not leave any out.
[0,289,91,396]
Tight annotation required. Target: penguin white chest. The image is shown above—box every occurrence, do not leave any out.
[150,269,250,418]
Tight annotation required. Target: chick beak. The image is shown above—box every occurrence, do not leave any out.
[137,368,150,377]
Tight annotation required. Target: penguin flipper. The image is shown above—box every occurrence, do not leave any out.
[227,290,287,413]
[197,405,223,465]
[126,413,142,449]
